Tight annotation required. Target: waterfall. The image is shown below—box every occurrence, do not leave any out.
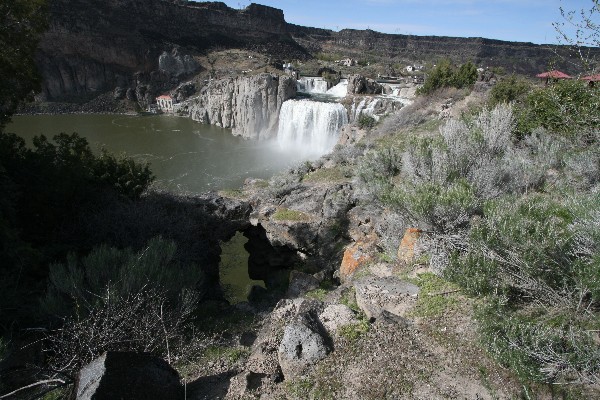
[326,79,348,97]
[277,99,348,155]
[297,77,329,94]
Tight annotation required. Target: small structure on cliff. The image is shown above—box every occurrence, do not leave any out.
[156,95,174,113]
[338,58,357,67]
[535,70,572,85]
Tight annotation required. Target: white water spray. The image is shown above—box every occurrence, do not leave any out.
[277,99,348,155]
[297,77,329,94]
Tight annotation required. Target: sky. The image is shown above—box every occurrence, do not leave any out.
[216,0,597,45]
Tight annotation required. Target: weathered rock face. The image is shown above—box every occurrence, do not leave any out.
[354,276,420,320]
[289,26,600,75]
[178,73,296,139]
[75,352,182,400]
[158,48,200,77]
[36,0,308,102]
[347,75,383,95]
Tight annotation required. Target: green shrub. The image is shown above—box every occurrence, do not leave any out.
[488,75,532,106]
[43,237,203,374]
[357,113,376,130]
[516,80,600,137]
[445,194,577,300]
[44,236,203,317]
[417,59,477,95]
[476,300,600,384]
[446,192,600,384]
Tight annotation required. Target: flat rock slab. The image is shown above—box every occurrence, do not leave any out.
[319,304,358,335]
[354,276,420,320]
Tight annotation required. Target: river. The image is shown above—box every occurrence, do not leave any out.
[8,114,307,194]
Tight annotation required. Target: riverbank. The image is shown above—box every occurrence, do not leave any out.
[16,91,135,116]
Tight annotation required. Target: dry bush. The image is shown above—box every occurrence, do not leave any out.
[45,287,198,375]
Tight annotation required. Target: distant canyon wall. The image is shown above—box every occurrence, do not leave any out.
[289,26,600,75]
[177,73,297,139]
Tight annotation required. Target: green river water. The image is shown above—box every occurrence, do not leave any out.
[8,114,304,194]
[7,114,298,302]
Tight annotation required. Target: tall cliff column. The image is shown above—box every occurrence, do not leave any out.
[183,73,297,140]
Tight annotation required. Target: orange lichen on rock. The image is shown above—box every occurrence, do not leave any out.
[340,238,376,281]
[397,227,422,264]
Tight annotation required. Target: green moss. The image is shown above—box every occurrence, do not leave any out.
[302,166,351,183]
[272,208,310,222]
[339,287,360,313]
[203,345,250,363]
[286,377,313,398]
[218,189,247,199]
[306,288,329,301]
[338,318,370,342]
[409,273,460,318]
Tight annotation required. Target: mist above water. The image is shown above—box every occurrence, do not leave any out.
[277,99,348,156]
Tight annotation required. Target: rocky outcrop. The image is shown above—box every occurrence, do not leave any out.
[354,276,420,320]
[158,48,200,77]
[347,96,406,123]
[177,73,296,139]
[36,0,308,103]
[290,26,600,75]
[347,75,383,95]
[75,352,182,400]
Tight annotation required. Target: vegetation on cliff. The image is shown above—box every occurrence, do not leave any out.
[357,72,600,394]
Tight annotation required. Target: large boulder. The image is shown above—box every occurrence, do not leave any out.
[347,74,383,95]
[75,352,182,400]
[278,311,331,379]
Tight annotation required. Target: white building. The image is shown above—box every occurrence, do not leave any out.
[339,58,357,67]
[156,95,174,113]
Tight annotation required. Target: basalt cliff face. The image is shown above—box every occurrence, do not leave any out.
[289,26,597,75]
[36,0,307,102]
[35,0,598,105]
[177,73,297,139]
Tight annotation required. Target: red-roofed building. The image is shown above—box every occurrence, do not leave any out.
[582,74,600,87]
[156,95,174,113]
[535,70,572,85]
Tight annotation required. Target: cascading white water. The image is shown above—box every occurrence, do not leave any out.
[326,79,348,97]
[277,99,348,155]
[297,77,329,94]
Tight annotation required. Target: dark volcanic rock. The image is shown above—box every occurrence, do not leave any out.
[37,0,309,102]
[75,352,182,400]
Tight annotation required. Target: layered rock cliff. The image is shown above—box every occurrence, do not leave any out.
[35,0,308,102]
[177,73,297,139]
[289,26,600,75]
[33,0,600,107]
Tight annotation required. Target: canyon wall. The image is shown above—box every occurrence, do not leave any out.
[289,26,600,75]
[36,0,308,101]
[34,0,600,105]
[177,73,297,139]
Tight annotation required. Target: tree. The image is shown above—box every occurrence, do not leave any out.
[553,0,600,72]
[0,0,48,128]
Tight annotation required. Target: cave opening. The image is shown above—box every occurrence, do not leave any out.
[218,224,303,304]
